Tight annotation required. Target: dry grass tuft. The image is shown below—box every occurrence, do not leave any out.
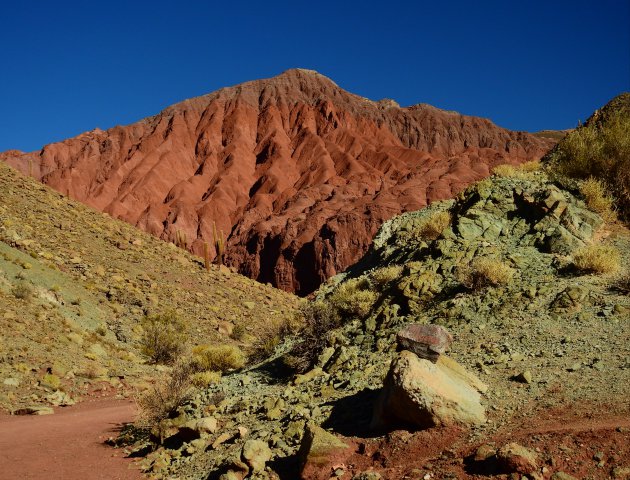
[493,161,542,179]
[418,211,452,240]
[458,257,515,290]
[579,178,616,221]
[190,344,245,372]
[190,370,222,388]
[370,265,404,288]
[329,277,377,318]
[573,244,621,275]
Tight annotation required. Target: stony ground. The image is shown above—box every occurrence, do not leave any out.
[0,163,299,413]
[128,170,629,479]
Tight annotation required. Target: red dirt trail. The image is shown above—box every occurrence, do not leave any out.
[0,398,141,480]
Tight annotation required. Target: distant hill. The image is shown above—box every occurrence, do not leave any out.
[0,163,298,412]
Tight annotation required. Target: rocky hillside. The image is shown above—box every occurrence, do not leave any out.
[129,165,629,479]
[0,163,299,413]
[0,69,555,294]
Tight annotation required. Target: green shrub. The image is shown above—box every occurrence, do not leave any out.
[329,277,377,318]
[139,311,188,364]
[573,244,621,275]
[548,102,630,219]
[458,257,515,290]
[286,301,342,373]
[191,344,245,372]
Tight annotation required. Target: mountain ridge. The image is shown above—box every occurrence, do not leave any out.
[1,69,556,294]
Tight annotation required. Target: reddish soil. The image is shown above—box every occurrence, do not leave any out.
[312,410,630,479]
[0,69,555,295]
[0,398,141,480]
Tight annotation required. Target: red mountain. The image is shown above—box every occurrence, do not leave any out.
[1,69,555,294]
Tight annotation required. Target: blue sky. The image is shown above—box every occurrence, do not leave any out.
[1,0,628,152]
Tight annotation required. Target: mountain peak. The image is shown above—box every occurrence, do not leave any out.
[0,72,555,295]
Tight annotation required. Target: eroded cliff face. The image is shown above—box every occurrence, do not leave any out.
[1,69,555,294]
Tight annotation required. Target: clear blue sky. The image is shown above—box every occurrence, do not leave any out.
[1,0,628,152]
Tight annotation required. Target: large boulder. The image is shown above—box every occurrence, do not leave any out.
[372,351,487,429]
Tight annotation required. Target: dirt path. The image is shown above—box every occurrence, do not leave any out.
[0,398,142,480]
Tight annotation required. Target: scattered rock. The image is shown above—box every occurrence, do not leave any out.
[241,439,272,473]
[298,423,352,479]
[513,370,533,384]
[474,444,497,462]
[13,406,54,416]
[396,324,453,362]
[496,442,538,474]
[551,472,579,480]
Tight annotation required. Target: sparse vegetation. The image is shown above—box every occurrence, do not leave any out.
[493,160,541,179]
[213,221,225,265]
[547,100,630,219]
[12,282,34,301]
[573,244,621,275]
[248,313,302,362]
[230,323,246,341]
[329,277,377,318]
[190,344,246,373]
[616,271,630,294]
[140,312,188,364]
[579,177,616,221]
[286,301,342,373]
[136,359,196,426]
[458,257,515,290]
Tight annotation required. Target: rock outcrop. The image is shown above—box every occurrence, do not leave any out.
[372,351,487,429]
[0,69,554,294]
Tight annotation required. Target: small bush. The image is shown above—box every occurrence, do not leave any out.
[139,311,188,364]
[329,277,377,318]
[190,370,221,388]
[548,103,630,219]
[459,257,515,290]
[12,282,34,301]
[418,211,451,240]
[191,344,245,372]
[286,301,342,373]
[136,359,195,426]
[579,178,616,221]
[247,313,302,362]
[230,324,246,341]
[370,265,404,288]
[573,244,621,275]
